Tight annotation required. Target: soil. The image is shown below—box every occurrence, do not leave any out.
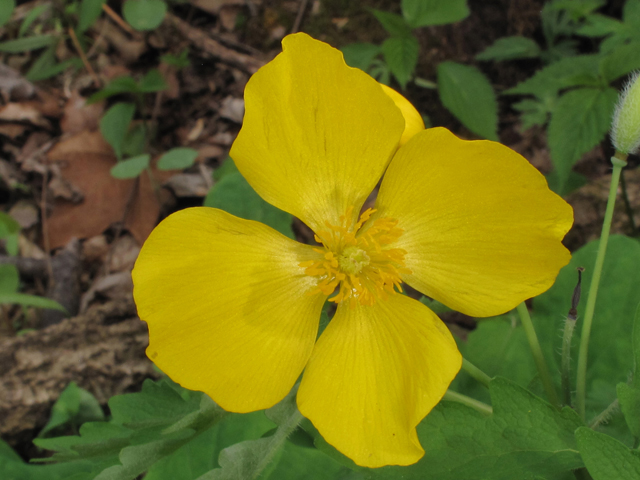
[1,0,638,462]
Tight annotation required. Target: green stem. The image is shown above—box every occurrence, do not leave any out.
[516,302,561,409]
[576,154,628,419]
[589,398,619,430]
[461,357,492,388]
[561,316,577,406]
[443,390,493,415]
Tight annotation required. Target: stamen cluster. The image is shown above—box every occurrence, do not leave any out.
[300,207,410,307]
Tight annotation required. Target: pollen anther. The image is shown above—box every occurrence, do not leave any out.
[300,207,410,307]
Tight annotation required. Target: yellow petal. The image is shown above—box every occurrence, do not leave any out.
[230,33,405,232]
[380,84,425,146]
[374,127,573,317]
[297,294,461,467]
[132,207,326,412]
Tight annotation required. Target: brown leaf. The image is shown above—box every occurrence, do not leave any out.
[45,131,163,250]
[60,91,104,135]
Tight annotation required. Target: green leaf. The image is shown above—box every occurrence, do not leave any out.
[616,383,640,438]
[121,123,147,157]
[547,87,617,193]
[204,172,294,239]
[381,35,419,89]
[370,9,413,37]
[340,43,381,72]
[27,56,83,82]
[161,49,190,69]
[157,148,198,170]
[437,61,498,140]
[0,293,67,311]
[123,0,167,31]
[78,0,106,33]
[0,211,20,256]
[40,382,105,437]
[576,427,640,480]
[138,69,168,92]
[0,264,19,294]
[88,76,140,103]
[100,102,136,160]
[475,36,541,61]
[0,34,54,53]
[599,41,640,83]
[367,378,583,480]
[212,157,238,181]
[0,0,15,28]
[576,13,624,37]
[18,4,50,37]
[634,302,640,383]
[505,55,602,97]
[512,98,552,130]
[144,411,274,480]
[110,154,150,179]
[401,0,469,28]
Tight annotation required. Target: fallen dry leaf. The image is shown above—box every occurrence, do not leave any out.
[45,131,170,250]
[0,103,51,129]
[60,91,104,135]
[191,0,245,15]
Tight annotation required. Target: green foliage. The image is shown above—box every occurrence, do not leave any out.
[547,87,618,193]
[340,43,382,73]
[401,0,469,28]
[381,36,419,89]
[0,264,19,294]
[40,382,105,437]
[161,49,191,69]
[0,0,15,28]
[18,4,50,37]
[157,148,199,171]
[204,161,294,239]
[0,211,21,256]
[122,0,167,31]
[576,427,640,480]
[78,0,106,33]
[475,36,541,61]
[367,378,583,480]
[110,155,150,179]
[89,71,168,103]
[100,103,136,160]
[437,61,498,140]
[371,10,413,38]
[0,35,54,53]
[616,383,640,438]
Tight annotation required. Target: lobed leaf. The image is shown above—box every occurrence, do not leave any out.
[381,36,419,88]
[371,9,413,37]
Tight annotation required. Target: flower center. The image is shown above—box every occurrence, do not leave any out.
[299,207,411,307]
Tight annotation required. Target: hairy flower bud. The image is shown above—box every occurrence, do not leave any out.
[612,72,640,154]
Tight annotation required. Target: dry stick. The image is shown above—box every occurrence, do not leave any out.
[292,0,310,33]
[40,169,54,284]
[102,3,137,35]
[68,28,101,88]
[104,177,140,276]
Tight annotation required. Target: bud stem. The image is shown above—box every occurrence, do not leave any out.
[575,153,628,420]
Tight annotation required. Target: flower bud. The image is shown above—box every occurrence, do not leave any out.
[612,71,640,154]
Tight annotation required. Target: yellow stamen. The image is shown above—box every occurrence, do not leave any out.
[300,207,411,307]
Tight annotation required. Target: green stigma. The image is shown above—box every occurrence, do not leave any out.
[338,246,370,275]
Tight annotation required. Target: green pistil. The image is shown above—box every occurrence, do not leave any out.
[338,246,370,274]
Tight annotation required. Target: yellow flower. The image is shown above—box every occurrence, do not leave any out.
[132,33,573,468]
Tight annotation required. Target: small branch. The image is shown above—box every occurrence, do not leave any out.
[291,0,310,33]
[68,28,101,88]
[102,3,137,36]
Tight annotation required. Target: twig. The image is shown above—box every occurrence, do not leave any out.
[39,169,54,282]
[167,13,265,74]
[102,3,137,36]
[619,168,637,234]
[104,177,140,276]
[292,0,310,33]
[68,28,100,88]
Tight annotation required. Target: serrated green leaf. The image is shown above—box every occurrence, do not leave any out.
[78,0,106,33]
[401,0,469,28]
[476,36,541,61]
[0,264,19,294]
[204,172,294,239]
[576,427,640,480]
[381,35,419,88]
[138,69,167,92]
[617,383,640,437]
[0,292,66,311]
[599,41,640,83]
[18,4,50,37]
[505,55,602,97]
[367,378,583,480]
[624,0,640,27]
[437,61,498,140]
[0,0,16,28]
[100,102,136,160]
[123,0,166,31]
[110,155,150,179]
[340,43,381,72]
[0,34,54,52]
[512,98,551,130]
[157,148,198,170]
[576,13,624,37]
[547,87,617,193]
[88,76,140,103]
[370,9,412,37]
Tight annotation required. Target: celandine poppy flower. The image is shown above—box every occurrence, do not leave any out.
[132,33,573,468]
